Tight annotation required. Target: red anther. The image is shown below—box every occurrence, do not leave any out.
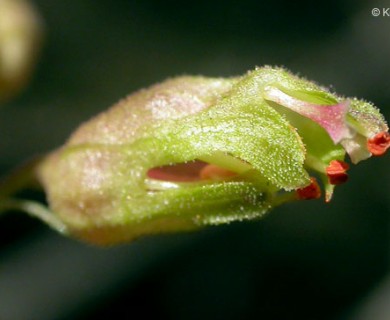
[297,177,321,200]
[326,160,349,185]
[367,131,390,156]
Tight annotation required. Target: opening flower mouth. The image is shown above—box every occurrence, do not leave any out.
[143,72,389,205]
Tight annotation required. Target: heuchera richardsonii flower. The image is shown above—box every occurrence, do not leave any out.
[1,67,389,245]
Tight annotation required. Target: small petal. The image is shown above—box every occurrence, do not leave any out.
[264,86,351,144]
[340,134,371,164]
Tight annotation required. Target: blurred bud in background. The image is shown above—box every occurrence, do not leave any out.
[0,0,43,103]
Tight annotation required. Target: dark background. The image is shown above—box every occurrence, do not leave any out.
[0,1,389,319]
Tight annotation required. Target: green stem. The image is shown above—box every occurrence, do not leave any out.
[0,198,68,234]
[271,191,298,207]
[304,154,326,173]
[0,157,67,233]
[0,157,42,199]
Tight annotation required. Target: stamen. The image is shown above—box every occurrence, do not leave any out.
[296,177,321,200]
[326,160,349,185]
[367,131,390,156]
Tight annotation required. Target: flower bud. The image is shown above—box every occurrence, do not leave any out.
[4,67,389,245]
[0,0,43,102]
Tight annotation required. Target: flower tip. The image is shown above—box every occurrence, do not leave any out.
[296,177,321,200]
[367,131,390,156]
[326,160,349,185]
